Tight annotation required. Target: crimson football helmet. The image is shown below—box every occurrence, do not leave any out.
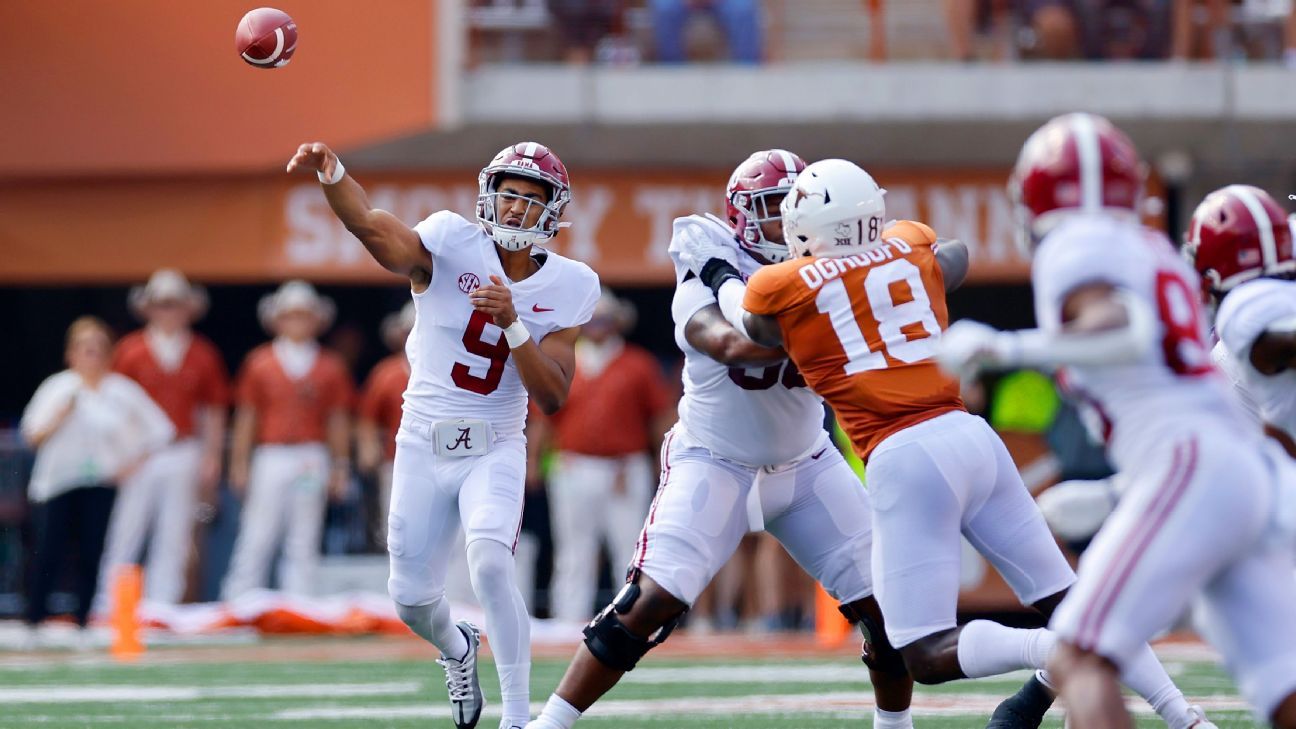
[1008,112,1146,250]
[726,149,806,264]
[476,142,572,251]
[1185,184,1296,298]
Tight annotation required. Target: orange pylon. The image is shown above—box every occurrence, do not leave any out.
[814,583,853,648]
[110,564,144,661]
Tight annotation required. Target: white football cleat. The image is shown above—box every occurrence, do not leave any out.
[437,621,484,729]
[1187,705,1218,729]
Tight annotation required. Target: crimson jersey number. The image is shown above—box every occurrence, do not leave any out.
[1154,270,1213,376]
[451,310,511,395]
[728,360,805,390]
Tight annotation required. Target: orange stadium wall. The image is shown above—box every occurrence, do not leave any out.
[0,1,439,176]
[0,169,1090,286]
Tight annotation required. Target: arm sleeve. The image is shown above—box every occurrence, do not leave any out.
[671,275,716,330]
[20,375,70,443]
[1217,285,1296,360]
[570,270,602,329]
[412,210,462,259]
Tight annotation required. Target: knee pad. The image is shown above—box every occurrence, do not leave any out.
[395,597,443,634]
[583,581,682,672]
[466,539,513,589]
[839,599,907,677]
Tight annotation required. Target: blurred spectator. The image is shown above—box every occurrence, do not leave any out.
[98,271,230,607]
[945,0,1014,61]
[221,282,354,599]
[540,288,675,622]
[651,0,763,63]
[356,303,413,547]
[991,0,1175,60]
[20,317,174,642]
[547,0,635,64]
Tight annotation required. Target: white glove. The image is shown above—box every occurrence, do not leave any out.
[677,225,739,276]
[935,319,1013,381]
[1036,478,1119,542]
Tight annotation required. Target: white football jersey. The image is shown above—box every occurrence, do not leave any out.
[669,214,827,466]
[403,211,600,438]
[1213,277,1296,441]
[1032,215,1254,470]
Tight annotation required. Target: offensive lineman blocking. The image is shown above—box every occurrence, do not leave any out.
[287,141,600,729]
[683,156,1214,729]
[528,150,915,729]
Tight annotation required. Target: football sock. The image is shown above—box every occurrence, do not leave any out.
[1121,644,1195,729]
[534,694,582,729]
[873,707,913,729]
[956,620,1058,678]
[468,539,532,723]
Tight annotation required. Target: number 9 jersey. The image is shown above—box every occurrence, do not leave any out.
[404,211,601,438]
[743,220,964,460]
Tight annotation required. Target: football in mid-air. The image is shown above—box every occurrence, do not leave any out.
[235,7,297,69]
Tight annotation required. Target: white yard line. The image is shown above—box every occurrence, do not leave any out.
[271,692,1253,721]
[0,681,420,703]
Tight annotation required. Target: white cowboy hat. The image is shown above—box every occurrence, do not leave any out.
[257,280,336,334]
[380,302,416,351]
[590,287,636,334]
[128,269,209,321]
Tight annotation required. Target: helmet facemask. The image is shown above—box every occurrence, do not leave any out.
[476,169,570,252]
[731,186,792,264]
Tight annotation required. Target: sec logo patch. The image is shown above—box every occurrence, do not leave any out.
[458,273,481,293]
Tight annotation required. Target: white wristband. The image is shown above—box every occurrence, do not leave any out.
[318,158,346,185]
[503,319,531,349]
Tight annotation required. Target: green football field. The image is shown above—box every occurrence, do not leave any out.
[0,639,1265,728]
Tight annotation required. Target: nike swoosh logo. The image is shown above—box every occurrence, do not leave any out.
[532,304,554,313]
[810,448,828,460]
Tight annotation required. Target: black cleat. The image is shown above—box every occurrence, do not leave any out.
[985,674,1056,729]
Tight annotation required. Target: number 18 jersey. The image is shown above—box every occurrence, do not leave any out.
[404,211,601,439]
[743,220,964,460]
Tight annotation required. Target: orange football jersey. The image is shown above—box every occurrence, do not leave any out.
[744,220,964,460]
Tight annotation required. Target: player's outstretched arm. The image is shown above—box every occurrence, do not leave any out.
[685,305,785,367]
[286,142,428,278]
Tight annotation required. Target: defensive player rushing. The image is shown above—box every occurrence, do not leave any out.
[680,153,1214,729]
[528,149,915,729]
[937,114,1296,727]
[287,141,600,729]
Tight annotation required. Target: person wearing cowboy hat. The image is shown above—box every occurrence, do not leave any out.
[357,302,414,543]
[531,287,675,623]
[221,280,355,600]
[99,269,230,607]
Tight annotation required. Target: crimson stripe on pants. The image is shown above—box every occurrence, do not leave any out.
[1074,439,1198,650]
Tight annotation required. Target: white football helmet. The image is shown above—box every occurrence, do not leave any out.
[779,159,887,259]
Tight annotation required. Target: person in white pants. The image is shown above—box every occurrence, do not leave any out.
[286,139,601,729]
[100,270,230,606]
[538,288,674,622]
[222,281,354,600]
